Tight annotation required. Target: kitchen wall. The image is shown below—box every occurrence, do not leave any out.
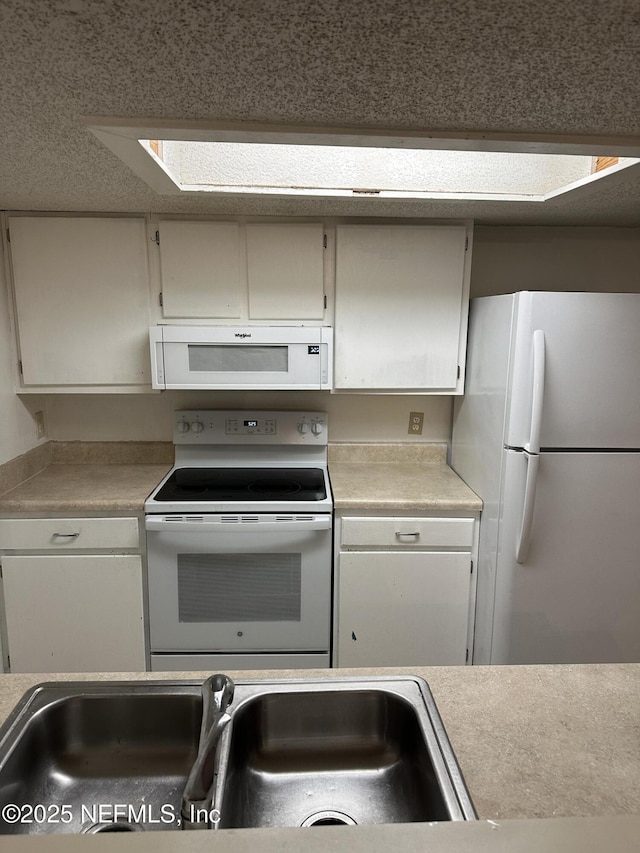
[471,226,640,295]
[1,224,639,462]
[43,392,452,444]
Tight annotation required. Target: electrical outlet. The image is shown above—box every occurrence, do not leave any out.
[408,411,424,435]
[35,410,46,440]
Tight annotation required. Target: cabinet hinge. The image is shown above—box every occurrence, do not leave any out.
[0,558,3,578]
[153,230,160,245]
[6,654,10,671]
[465,236,469,251]
[324,294,327,309]
[457,365,461,380]
[470,560,474,575]
[323,234,327,249]
[6,227,10,243]
[18,360,23,376]
[159,292,163,308]
[465,648,469,663]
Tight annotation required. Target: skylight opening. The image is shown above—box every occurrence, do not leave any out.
[87,120,640,203]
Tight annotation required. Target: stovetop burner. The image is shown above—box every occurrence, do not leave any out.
[248,478,302,497]
[153,467,327,503]
[168,485,209,498]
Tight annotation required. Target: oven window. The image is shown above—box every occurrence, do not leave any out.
[188,345,289,373]
[177,553,301,622]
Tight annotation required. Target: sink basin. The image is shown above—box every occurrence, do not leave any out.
[214,679,474,828]
[0,684,201,834]
[0,677,476,834]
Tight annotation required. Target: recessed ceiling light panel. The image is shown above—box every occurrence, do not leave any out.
[87,119,640,203]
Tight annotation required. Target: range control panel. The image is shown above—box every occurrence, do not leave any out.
[225,417,276,435]
[173,410,328,445]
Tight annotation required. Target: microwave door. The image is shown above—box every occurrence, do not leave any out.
[162,341,324,389]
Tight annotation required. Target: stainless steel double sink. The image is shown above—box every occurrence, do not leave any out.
[0,676,476,834]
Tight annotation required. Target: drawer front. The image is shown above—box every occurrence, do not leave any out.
[341,516,474,549]
[0,517,140,550]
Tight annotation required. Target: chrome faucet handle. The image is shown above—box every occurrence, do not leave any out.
[208,673,235,715]
[181,673,235,829]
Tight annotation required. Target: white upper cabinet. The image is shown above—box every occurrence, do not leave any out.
[5,215,468,394]
[157,221,326,323]
[158,220,243,319]
[8,216,152,391]
[246,223,325,319]
[334,224,472,393]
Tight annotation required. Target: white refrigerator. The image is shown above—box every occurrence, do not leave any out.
[451,292,640,664]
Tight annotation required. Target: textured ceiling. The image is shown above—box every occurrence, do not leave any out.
[1,0,640,224]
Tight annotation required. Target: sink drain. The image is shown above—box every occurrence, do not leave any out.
[84,821,143,834]
[301,810,357,827]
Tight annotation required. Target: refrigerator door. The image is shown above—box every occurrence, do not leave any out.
[490,449,640,664]
[506,292,640,449]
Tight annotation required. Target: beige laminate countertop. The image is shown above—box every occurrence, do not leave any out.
[0,665,638,852]
[328,443,482,511]
[0,442,479,514]
[0,441,173,513]
[0,464,171,514]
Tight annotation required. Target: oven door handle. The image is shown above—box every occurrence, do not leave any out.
[145,516,332,533]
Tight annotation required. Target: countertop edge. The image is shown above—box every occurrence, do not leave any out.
[0,817,639,852]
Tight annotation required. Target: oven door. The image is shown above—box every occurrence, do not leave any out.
[145,514,332,653]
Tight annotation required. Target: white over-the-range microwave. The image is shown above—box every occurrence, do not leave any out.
[150,325,333,390]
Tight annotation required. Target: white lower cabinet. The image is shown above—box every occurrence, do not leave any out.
[334,515,477,667]
[0,517,146,673]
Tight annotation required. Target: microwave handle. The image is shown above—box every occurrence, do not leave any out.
[320,327,333,389]
[149,326,165,389]
[145,516,332,533]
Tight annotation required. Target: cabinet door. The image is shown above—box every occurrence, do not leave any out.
[336,551,471,667]
[8,217,151,389]
[247,223,325,319]
[158,220,242,318]
[334,224,469,390]
[2,555,146,672]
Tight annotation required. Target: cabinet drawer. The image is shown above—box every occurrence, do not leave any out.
[340,517,474,549]
[0,517,139,550]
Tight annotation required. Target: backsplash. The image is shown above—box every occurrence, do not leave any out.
[0,442,52,497]
[49,441,174,465]
[328,442,447,464]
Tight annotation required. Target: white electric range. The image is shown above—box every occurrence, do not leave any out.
[144,410,332,670]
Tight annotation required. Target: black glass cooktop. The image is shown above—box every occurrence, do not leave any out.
[153,467,327,502]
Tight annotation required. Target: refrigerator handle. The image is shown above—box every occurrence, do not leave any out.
[525,330,546,454]
[516,330,545,562]
[516,452,540,564]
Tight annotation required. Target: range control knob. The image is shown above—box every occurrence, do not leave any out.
[297,422,309,435]
[176,421,190,433]
[311,420,324,436]
[191,421,205,434]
